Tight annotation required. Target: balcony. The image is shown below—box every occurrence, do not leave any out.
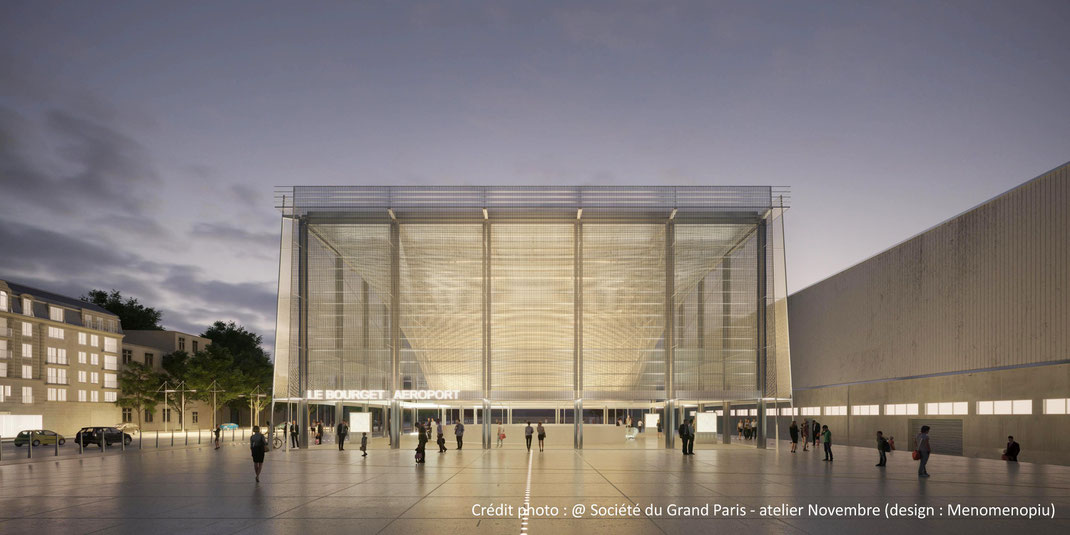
[0,348,11,359]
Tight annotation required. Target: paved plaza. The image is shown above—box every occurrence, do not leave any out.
[1,437,1068,535]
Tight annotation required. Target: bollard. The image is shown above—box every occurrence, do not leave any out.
[185,430,188,446]
[0,434,3,462]
[101,433,105,455]
[121,433,126,452]
[241,428,245,441]
[231,428,235,443]
[28,434,32,459]
[170,431,174,447]
[198,430,202,445]
[55,434,59,457]
[79,435,84,455]
[139,432,142,450]
[155,431,159,448]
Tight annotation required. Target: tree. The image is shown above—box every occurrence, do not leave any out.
[82,289,164,330]
[116,361,163,432]
[184,344,247,425]
[201,321,273,389]
[160,351,198,429]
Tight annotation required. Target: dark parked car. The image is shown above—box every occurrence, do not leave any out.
[74,426,132,447]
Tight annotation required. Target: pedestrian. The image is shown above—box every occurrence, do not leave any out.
[289,420,299,448]
[250,425,266,482]
[496,420,505,448]
[915,425,931,477]
[821,425,833,461]
[875,431,888,467]
[637,418,644,433]
[888,436,895,452]
[801,419,809,451]
[616,418,621,426]
[415,422,426,464]
[656,417,663,438]
[687,418,696,454]
[336,420,348,451]
[316,421,324,445]
[678,419,689,455]
[812,420,821,449]
[1004,436,1020,462]
[789,421,799,453]
[436,418,447,453]
[737,419,743,440]
[455,418,465,450]
[360,432,368,457]
[524,421,534,451]
[537,421,546,452]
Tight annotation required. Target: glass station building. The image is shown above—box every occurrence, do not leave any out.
[272,186,791,449]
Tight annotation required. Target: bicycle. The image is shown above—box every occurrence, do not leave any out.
[272,435,284,449]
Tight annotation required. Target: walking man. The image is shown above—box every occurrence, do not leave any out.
[812,420,821,449]
[436,418,447,453]
[679,419,689,455]
[875,431,888,466]
[821,425,833,461]
[289,420,299,448]
[916,425,931,477]
[525,421,534,451]
[336,420,348,451]
[1004,436,1020,462]
[686,418,696,455]
[455,418,465,450]
[360,432,368,457]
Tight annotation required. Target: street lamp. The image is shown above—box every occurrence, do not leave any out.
[160,381,197,431]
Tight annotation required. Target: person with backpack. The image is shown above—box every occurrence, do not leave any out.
[915,425,932,477]
[875,431,889,466]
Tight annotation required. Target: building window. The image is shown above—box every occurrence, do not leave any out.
[1044,399,1070,415]
[104,355,118,371]
[103,373,117,388]
[22,343,31,358]
[122,349,132,365]
[104,337,117,353]
[884,403,919,416]
[22,386,33,403]
[47,387,66,401]
[0,290,6,311]
[47,326,64,339]
[0,362,6,377]
[163,408,171,422]
[78,370,87,383]
[46,367,67,384]
[926,402,968,415]
[145,409,154,422]
[852,405,879,415]
[90,334,99,347]
[778,408,799,416]
[49,306,64,322]
[977,400,1032,415]
[91,353,99,366]
[22,364,32,379]
[104,391,116,402]
[90,372,99,384]
[145,353,154,367]
[122,408,133,422]
[78,332,87,345]
[192,411,199,424]
[824,406,847,416]
[178,337,185,351]
[800,407,820,416]
[78,389,86,402]
[22,322,32,337]
[192,340,198,353]
[90,390,99,402]
[0,384,10,402]
[22,298,33,317]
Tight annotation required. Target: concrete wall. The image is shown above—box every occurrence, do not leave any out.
[789,163,1068,388]
[787,162,1070,465]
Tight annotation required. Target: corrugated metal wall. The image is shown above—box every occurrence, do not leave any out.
[789,163,1069,389]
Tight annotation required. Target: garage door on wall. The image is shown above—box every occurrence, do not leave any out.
[909,419,963,456]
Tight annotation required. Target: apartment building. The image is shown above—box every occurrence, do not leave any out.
[123,329,217,431]
[0,279,124,436]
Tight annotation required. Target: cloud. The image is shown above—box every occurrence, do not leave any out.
[190,222,278,251]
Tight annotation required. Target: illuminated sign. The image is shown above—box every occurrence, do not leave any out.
[305,389,460,401]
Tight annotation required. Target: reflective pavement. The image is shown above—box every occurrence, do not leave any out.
[1,437,1068,534]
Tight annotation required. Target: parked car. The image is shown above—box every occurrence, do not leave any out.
[14,430,65,447]
[219,423,239,430]
[74,427,133,447]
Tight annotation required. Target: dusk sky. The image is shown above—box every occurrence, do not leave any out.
[2,1,1068,357]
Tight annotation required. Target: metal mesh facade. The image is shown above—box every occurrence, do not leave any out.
[274,186,791,403]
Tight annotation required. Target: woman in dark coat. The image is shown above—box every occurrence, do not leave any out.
[415,422,427,464]
[789,421,799,453]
